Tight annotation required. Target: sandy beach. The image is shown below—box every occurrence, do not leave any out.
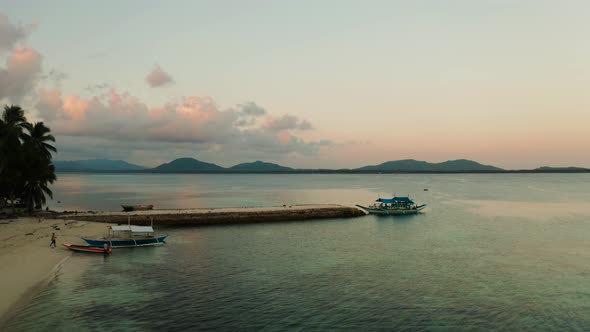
[0,217,113,324]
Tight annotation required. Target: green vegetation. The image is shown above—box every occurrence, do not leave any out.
[151,157,225,172]
[229,161,293,172]
[0,105,57,213]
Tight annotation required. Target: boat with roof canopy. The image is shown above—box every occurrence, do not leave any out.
[356,196,427,215]
[82,216,168,248]
[82,225,168,248]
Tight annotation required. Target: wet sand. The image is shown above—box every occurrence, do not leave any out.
[0,217,113,325]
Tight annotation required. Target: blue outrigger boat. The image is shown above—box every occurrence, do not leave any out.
[356,196,427,216]
[82,225,168,248]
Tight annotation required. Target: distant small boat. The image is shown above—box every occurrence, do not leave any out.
[121,204,154,212]
[356,196,427,216]
[64,243,112,254]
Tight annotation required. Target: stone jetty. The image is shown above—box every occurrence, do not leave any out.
[60,204,366,226]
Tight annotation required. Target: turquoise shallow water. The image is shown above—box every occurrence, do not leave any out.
[5,174,590,331]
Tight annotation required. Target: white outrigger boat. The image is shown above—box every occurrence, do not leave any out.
[81,216,168,248]
[356,196,427,216]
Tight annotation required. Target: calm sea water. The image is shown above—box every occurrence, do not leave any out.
[5,173,590,331]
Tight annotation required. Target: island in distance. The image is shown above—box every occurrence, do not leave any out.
[52,158,590,174]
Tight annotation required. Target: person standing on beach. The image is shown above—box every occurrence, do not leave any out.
[50,233,56,248]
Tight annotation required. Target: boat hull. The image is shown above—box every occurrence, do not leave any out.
[64,244,112,254]
[356,204,426,216]
[82,235,168,248]
[121,204,154,212]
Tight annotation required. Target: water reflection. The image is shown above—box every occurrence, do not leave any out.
[7,174,590,330]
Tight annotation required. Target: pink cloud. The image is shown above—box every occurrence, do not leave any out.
[0,46,42,101]
[0,13,329,162]
[37,90,234,142]
[36,89,63,120]
[63,95,89,121]
[36,89,324,157]
[145,64,174,88]
[277,131,292,144]
[146,96,238,142]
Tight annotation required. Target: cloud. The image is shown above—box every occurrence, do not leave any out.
[0,13,334,166]
[36,89,323,158]
[84,82,109,92]
[0,15,42,102]
[36,89,63,121]
[0,14,34,52]
[41,69,68,86]
[0,46,43,102]
[238,102,266,116]
[234,102,267,127]
[262,114,313,132]
[145,64,173,88]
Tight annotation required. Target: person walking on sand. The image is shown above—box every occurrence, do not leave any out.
[50,232,56,248]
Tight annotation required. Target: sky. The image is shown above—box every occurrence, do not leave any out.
[1,0,589,169]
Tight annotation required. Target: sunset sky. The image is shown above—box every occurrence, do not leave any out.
[2,1,589,169]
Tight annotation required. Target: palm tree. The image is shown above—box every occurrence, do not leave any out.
[0,105,58,213]
[0,120,7,208]
[0,119,6,174]
[22,122,57,212]
[23,122,57,160]
[1,105,29,213]
[1,105,29,143]
[22,157,56,212]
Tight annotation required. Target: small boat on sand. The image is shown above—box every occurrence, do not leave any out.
[356,196,427,216]
[64,243,112,254]
[121,204,154,212]
[82,225,168,248]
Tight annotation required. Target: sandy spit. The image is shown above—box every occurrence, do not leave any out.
[0,217,113,325]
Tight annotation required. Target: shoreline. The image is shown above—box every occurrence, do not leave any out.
[0,205,362,324]
[0,217,114,326]
[0,205,362,325]
[0,255,70,328]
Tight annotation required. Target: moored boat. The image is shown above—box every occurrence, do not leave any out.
[82,225,168,248]
[64,243,112,254]
[121,204,154,212]
[356,196,427,216]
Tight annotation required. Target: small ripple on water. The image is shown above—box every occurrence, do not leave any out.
[7,174,590,330]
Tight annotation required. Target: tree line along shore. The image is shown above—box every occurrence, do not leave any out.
[0,105,57,215]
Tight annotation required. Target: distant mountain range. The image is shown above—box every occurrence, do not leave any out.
[52,158,590,173]
[355,159,502,172]
[54,159,146,172]
[229,161,293,172]
[151,158,225,172]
